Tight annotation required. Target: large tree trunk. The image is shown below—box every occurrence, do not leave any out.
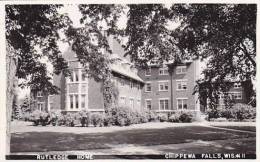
[6,44,17,155]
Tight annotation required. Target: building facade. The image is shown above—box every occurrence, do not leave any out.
[32,37,250,114]
[138,60,202,114]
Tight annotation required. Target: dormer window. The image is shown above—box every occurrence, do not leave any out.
[234,82,242,89]
[176,66,187,74]
[37,91,43,97]
[159,67,169,75]
[145,68,151,76]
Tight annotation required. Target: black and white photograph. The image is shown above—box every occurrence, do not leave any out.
[1,1,258,161]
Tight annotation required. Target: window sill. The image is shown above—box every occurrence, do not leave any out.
[176,89,187,91]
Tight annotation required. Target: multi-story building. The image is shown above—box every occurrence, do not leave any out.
[32,38,144,113]
[138,60,202,115]
[32,37,251,115]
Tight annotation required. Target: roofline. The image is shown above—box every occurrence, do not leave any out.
[111,70,144,83]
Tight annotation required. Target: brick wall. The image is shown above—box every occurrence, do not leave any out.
[138,62,199,112]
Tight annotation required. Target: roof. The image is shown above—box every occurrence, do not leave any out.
[110,64,144,83]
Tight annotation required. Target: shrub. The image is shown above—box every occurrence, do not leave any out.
[206,108,221,120]
[48,110,61,126]
[21,112,31,121]
[139,111,149,123]
[147,110,159,122]
[114,107,131,126]
[179,112,193,123]
[232,103,256,121]
[57,114,66,126]
[90,113,104,127]
[158,114,168,122]
[168,112,181,123]
[103,114,114,126]
[29,110,50,126]
[76,110,90,127]
[63,113,76,127]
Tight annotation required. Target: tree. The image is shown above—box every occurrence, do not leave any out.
[6,4,72,154]
[78,4,256,109]
[11,94,20,120]
[20,95,31,114]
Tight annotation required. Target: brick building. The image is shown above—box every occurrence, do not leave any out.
[32,38,144,113]
[138,60,202,114]
[32,38,250,114]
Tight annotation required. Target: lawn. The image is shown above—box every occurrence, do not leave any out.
[212,126,256,132]
[11,125,255,153]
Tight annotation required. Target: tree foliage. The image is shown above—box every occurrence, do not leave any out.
[6,5,72,94]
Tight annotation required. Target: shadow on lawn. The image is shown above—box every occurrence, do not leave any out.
[10,126,256,153]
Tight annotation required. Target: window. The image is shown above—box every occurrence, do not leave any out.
[81,94,86,108]
[75,71,79,82]
[145,68,151,76]
[37,102,44,111]
[130,81,133,89]
[176,80,187,90]
[120,96,126,105]
[145,99,152,110]
[120,79,125,86]
[81,84,87,93]
[37,91,43,97]
[69,72,74,82]
[75,95,79,109]
[81,71,86,81]
[159,99,169,110]
[69,95,73,109]
[177,98,188,110]
[176,66,187,74]
[49,103,53,110]
[159,81,169,91]
[234,83,242,89]
[230,92,242,100]
[137,84,140,90]
[159,67,169,75]
[137,99,141,108]
[130,98,134,109]
[69,70,80,83]
[145,82,152,92]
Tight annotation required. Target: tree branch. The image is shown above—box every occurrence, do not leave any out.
[239,42,256,67]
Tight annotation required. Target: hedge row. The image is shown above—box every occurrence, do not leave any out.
[207,103,256,121]
[23,107,197,127]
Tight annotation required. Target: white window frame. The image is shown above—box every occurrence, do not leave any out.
[130,98,134,109]
[137,99,141,109]
[177,98,188,110]
[176,66,187,74]
[120,96,126,105]
[159,98,170,111]
[37,91,43,97]
[234,82,242,89]
[176,79,188,91]
[159,67,169,75]
[229,92,242,100]
[130,81,133,89]
[120,78,125,87]
[145,82,152,92]
[158,81,169,91]
[37,102,45,111]
[145,68,151,76]
[145,99,152,110]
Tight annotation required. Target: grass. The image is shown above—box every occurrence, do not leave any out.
[212,126,256,132]
[10,126,255,153]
